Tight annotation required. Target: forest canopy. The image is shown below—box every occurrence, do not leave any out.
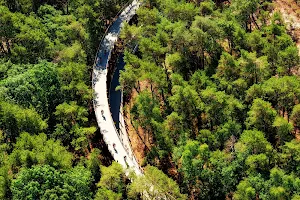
[0,0,299,199]
[120,0,300,199]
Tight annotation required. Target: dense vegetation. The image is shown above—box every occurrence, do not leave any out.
[0,0,184,199]
[0,0,299,199]
[120,0,300,199]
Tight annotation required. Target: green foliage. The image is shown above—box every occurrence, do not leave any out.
[291,104,300,128]
[239,51,270,85]
[0,101,47,142]
[232,0,260,20]
[201,87,244,128]
[277,46,299,75]
[163,112,185,145]
[174,140,238,199]
[54,101,96,152]
[235,130,274,176]
[9,132,72,171]
[215,52,239,82]
[0,61,62,116]
[246,76,300,116]
[246,98,277,139]
[94,188,122,200]
[132,91,162,132]
[1,0,300,199]
[95,162,125,200]
[55,101,88,128]
[0,165,10,199]
[128,165,187,199]
[11,165,92,200]
[273,116,293,145]
[0,0,131,199]
[234,168,300,199]
[58,61,92,105]
[122,0,300,198]
[86,148,101,183]
[236,130,273,156]
[215,120,242,149]
[169,82,202,136]
[279,140,300,175]
[199,0,215,16]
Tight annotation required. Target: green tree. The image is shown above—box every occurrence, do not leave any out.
[10,14,53,63]
[132,91,162,135]
[201,87,244,129]
[246,76,300,119]
[233,175,265,200]
[54,101,88,129]
[0,6,17,54]
[263,14,294,73]
[235,130,273,156]
[128,165,187,200]
[246,98,277,140]
[58,62,92,105]
[230,0,260,30]
[169,80,202,137]
[291,104,300,129]
[215,120,242,149]
[0,165,10,199]
[86,148,101,184]
[279,140,300,175]
[238,51,270,86]
[174,140,238,199]
[234,167,300,200]
[163,112,185,145]
[189,70,215,94]
[9,132,72,172]
[189,15,222,71]
[94,188,121,200]
[235,130,274,175]
[173,141,208,198]
[273,116,293,146]
[71,126,96,152]
[277,46,299,75]
[0,61,62,116]
[0,101,47,142]
[215,52,240,82]
[54,101,95,153]
[11,165,92,200]
[95,162,125,199]
[246,30,267,56]
[57,42,87,63]
[199,0,215,16]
